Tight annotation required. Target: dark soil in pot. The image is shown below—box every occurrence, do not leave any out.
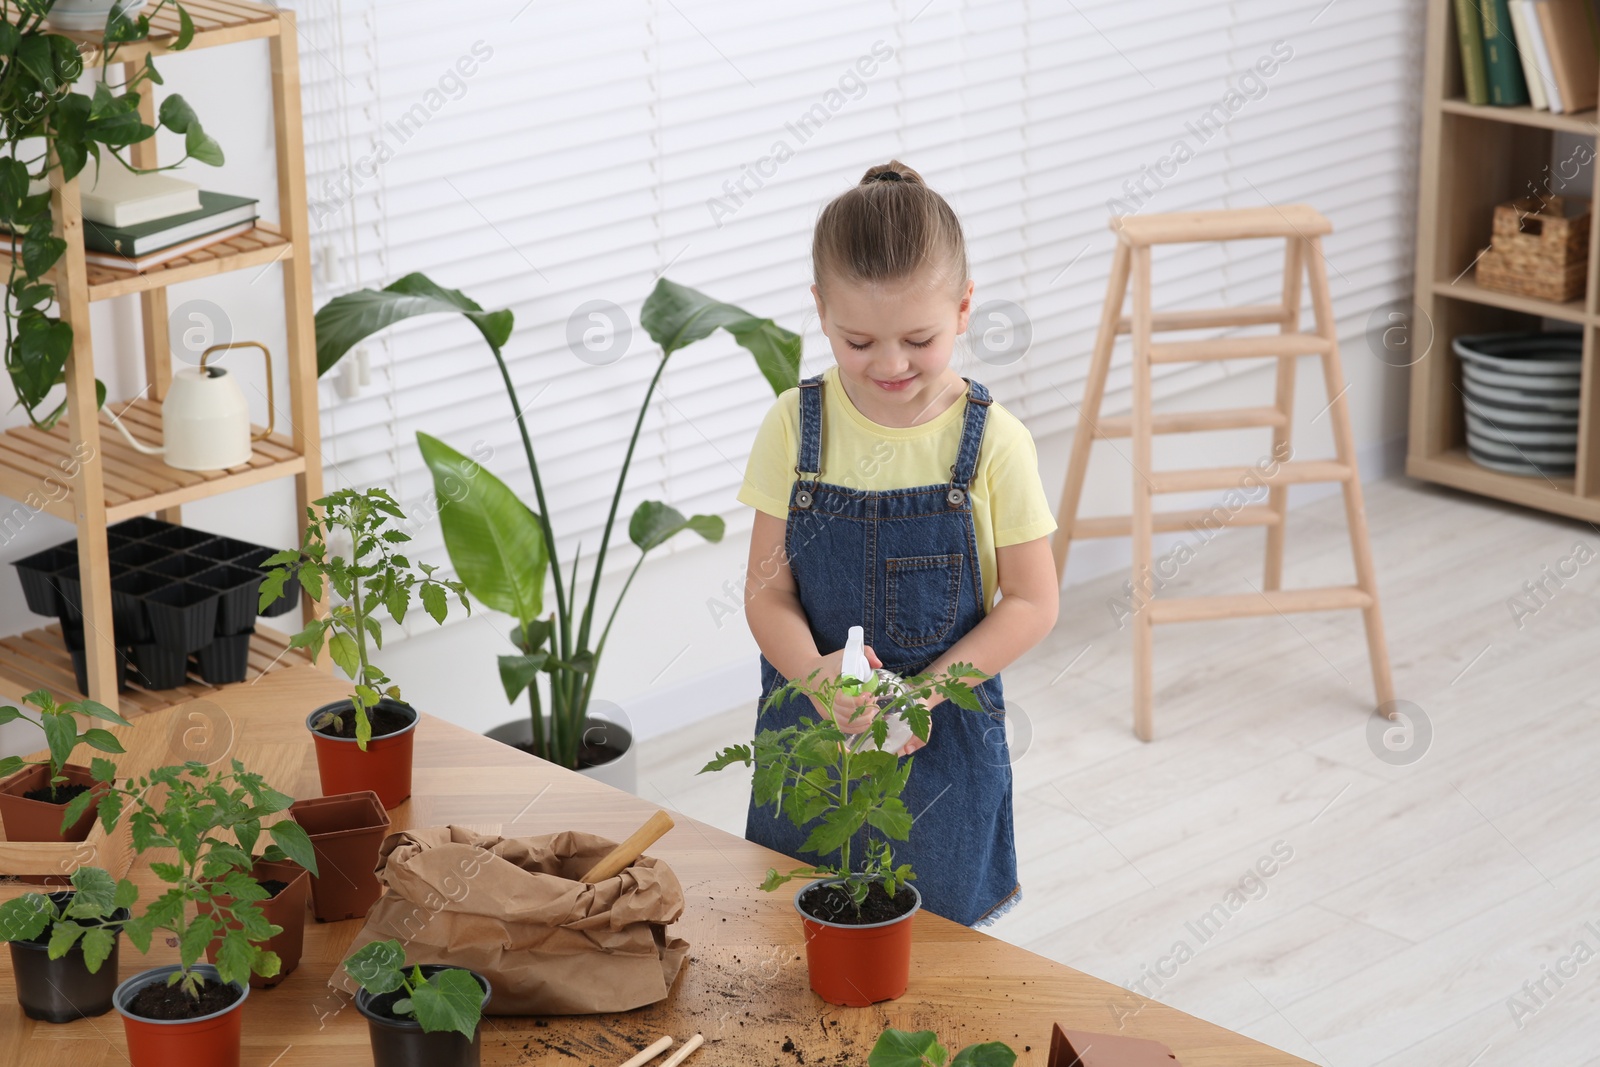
[502,735,628,770]
[126,977,241,1020]
[21,780,89,805]
[313,701,413,738]
[798,880,918,925]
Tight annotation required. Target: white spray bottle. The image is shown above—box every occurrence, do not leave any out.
[840,625,917,756]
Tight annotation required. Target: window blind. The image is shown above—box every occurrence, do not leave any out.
[287,0,1422,633]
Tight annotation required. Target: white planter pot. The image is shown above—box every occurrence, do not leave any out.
[45,0,148,32]
[485,707,636,795]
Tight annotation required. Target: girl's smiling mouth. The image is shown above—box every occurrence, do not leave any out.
[873,374,917,391]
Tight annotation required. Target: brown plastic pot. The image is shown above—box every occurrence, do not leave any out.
[288,791,391,923]
[0,763,105,842]
[794,878,920,1006]
[199,858,311,988]
[113,964,248,1067]
[307,699,418,809]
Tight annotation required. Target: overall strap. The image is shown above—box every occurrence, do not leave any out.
[946,377,992,508]
[794,375,824,507]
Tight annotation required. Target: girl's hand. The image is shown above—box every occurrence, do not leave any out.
[802,644,884,735]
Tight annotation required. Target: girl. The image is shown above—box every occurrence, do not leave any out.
[736,160,1060,928]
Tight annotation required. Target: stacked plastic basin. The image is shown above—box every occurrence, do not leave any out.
[9,517,300,693]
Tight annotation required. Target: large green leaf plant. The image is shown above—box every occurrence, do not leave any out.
[1,1,224,428]
[313,273,799,769]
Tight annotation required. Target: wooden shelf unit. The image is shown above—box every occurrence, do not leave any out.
[0,1,326,713]
[1411,0,1600,522]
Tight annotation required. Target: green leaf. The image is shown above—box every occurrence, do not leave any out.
[419,581,448,625]
[47,920,86,961]
[0,705,21,725]
[157,93,200,133]
[497,652,546,702]
[628,501,725,553]
[638,277,801,396]
[79,728,125,754]
[257,567,289,611]
[950,1043,1017,1067]
[66,867,117,917]
[0,895,54,943]
[214,929,260,987]
[79,926,116,974]
[314,272,513,378]
[40,711,77,776]
[184,122,224,166]
[344,938,407,994]
[175,5,195,49]
[327,631,360,678]
[0,23,18,56]
[408,967,484,1038]
[865,797,913,841]
[113,879,138,910]
[178,914,216,967]
[72,699,131,727]
[267,820,318,877]
[0,756,25,780]
[416,433,546,623]
[869,1029,946,1067]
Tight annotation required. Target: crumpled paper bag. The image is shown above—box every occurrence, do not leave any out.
[332,825,690,1015]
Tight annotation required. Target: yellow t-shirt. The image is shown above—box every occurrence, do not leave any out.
[737,365,1057,614]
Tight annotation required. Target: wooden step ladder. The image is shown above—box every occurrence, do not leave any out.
[1051,205,1395,741]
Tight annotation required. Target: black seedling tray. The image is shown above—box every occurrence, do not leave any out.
[8,518,300,690]
[61,623,130,694]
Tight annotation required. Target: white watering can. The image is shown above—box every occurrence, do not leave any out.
[107,341,274,471]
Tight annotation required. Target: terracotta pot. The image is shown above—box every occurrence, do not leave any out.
[200,858,310,988]
[308,699,418,809]
[794,878,920,1006]
[113,963,248,1067]
[9,894,130,1022]
[355,964,491,1067]
[0,763,105,842]
[288,791,391,923]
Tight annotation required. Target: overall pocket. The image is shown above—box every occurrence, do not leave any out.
[885,553,963,648]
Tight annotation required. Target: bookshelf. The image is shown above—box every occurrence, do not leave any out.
[0,2,326,714]
[1411,0,1600,521]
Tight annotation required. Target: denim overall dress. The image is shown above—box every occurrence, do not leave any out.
[743,373,1021,928]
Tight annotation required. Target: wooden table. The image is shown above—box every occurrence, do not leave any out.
[3,667,1311,1066]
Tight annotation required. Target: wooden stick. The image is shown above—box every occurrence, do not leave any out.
[617,1036,673,1067]
[659,1034,705,1067]
[580,810,676,883]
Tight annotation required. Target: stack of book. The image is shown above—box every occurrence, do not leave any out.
[5,155,258,271]
[1455,0,1600,113]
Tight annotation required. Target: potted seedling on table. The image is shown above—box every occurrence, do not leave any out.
[313,273,798,789]
[0,865,137,1022]
[870,1028,1016,1067]
[344,938,491,1067]
[0,689,130,842]
[700,660,987,1006]
[259,486,469,808]
[74,758,318,1067]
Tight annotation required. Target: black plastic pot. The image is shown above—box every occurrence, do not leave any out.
[244,547,301,617]
[193,537,263,566]
[111,569,168,644]
[108,516,171,541]
[146,552,215,582]
[69,646,131,694]
[355,965,491,1067]
[146,526,216,552]
[144,582,219,653]
[195,565,265,635]
[109,542,167,571]
[14,546,73,616]
[51,559,83,622]
[129,643,190,689]
[196,633,252,685]
[9,894,131,1022]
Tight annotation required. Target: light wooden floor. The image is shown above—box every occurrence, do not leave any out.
[634,476,1600,1067]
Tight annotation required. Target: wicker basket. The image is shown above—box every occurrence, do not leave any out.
[1475,195,1590,303]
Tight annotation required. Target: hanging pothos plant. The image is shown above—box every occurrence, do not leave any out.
[1,0,223,429]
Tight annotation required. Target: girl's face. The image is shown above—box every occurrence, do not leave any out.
[811,272,975,427]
